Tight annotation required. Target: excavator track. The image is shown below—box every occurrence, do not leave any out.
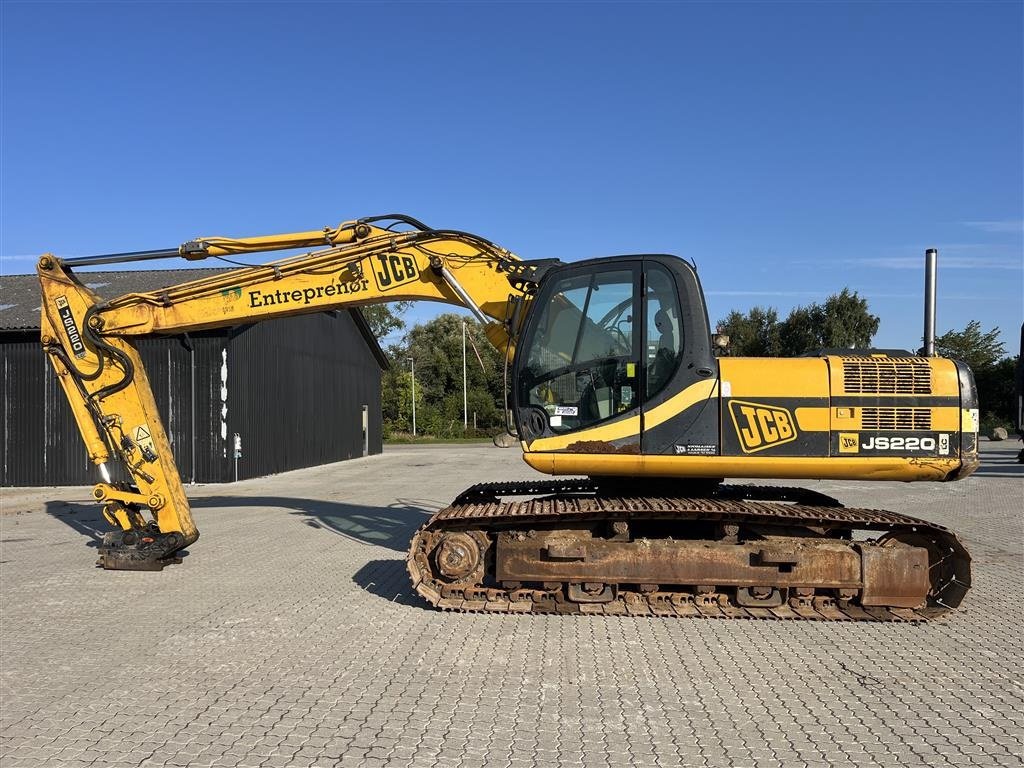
[406,481,971,621]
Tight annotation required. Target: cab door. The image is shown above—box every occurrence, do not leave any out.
[639,257,720,456]
[513,261,644,452]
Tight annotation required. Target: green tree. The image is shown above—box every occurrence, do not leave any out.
[720,289,879,357]
[816,289,881,349]
[380,343,424,435]
[717,307,780,356]
[381,313,507,437]
[975,356,1018,429]
[934,321,1006,372]
[361,301,413,340]
[934,321,1013,432]
[777,306,819,357]
[778,289,879,356]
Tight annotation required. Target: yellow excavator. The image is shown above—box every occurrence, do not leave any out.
[37,214,976,620]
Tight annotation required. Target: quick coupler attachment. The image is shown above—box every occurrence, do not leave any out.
[96,528,188,571]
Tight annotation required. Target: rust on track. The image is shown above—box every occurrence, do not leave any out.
[406,481,971,621]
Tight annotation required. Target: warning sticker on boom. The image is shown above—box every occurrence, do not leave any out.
[133,424,155,454]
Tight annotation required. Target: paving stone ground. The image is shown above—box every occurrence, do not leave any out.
[1,440,1022,768]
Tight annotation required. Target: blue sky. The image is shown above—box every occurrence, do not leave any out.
[2,2,1021,353]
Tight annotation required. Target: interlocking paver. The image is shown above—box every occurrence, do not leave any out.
[2,441,1023,768]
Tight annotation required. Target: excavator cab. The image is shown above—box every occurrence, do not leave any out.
[512,255,717,456]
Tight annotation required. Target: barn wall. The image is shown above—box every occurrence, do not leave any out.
[139,334,230,485]
[227,311,384,480]
[2,336,88,486]
[1,312,383,487]
[0,333,227,486]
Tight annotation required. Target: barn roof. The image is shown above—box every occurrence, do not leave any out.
[0,268,388,368]
[0,268,233,330]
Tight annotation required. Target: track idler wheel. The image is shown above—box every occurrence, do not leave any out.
[431,531,489,586]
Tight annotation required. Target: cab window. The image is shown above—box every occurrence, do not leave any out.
[645,264,682,399]
[521,269,637,433]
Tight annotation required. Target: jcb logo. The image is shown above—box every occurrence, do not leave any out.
[373,253,420,291]
[838,433,859,454]
[728,400,798,453]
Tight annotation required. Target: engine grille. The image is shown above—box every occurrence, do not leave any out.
[842,358,932,394]
[861,407,932,431]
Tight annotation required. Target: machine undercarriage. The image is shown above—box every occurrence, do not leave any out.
[408,481,971,620]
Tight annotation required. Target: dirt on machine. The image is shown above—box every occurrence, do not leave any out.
[36,214,978,620]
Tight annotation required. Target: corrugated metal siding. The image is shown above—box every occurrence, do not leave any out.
[1,312,382,487]
[41,341,90,483]
[227,312,383,480]
[191,336,231,483]
[4,338,120,486]
[135,337,191,483]
[1,335,218,486]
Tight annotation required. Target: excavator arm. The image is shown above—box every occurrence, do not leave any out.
[37,215,546,569]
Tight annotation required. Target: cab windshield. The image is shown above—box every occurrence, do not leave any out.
[519,269,637,433]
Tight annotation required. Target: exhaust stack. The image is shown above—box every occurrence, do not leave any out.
[923,248,937,356]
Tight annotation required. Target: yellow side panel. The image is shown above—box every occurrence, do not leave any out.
[523,452,958,482]
[526,416,641,452]
[794,407,830,431]
[719,358,830,397]
[525,379,719,452]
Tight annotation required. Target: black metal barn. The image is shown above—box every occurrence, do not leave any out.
[1,269,387,487]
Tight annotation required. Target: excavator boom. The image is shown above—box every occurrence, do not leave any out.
[38,216,542,568]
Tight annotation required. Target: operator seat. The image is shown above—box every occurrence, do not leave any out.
[649,308,678,394]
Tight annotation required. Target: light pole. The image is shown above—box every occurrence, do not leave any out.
[407,357,416,436]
